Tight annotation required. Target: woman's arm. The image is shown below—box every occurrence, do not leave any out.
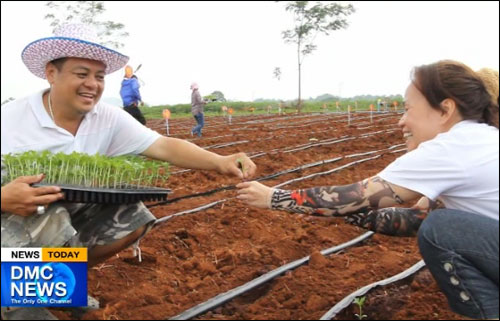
[344,207,426,236]
[268,176,419,215]
[237,176,424,236]
[342,196,444,236]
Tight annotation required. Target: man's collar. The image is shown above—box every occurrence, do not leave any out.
[31,89,99,128]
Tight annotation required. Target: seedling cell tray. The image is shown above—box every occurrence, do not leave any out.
[33,183,172,204]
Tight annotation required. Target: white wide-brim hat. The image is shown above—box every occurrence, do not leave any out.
[22,23,129,79]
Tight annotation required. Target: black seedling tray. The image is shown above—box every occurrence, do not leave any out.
[33,183,172,204]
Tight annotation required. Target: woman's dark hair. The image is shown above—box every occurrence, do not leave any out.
[411,60,499,129]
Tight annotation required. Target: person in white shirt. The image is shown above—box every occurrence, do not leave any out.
[0,23,256,267]
[237,60,499,319]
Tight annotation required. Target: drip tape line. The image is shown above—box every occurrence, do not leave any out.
[154,199,226,226]
[320,260,426,320]
[147,146,405,209]
[167,231,375,320]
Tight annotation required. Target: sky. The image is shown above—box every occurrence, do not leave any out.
[1,1,499,107]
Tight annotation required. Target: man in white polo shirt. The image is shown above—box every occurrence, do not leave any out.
[0,24,256,267]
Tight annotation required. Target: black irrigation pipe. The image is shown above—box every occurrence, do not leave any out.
[149,156,344,208]
[132,200,226,262]
[250,114,397,132]
[282,137,356,153]
[149,111,399,133]
[202,140,250,150]
[147,145,404,209]
[160,112,395,134]
[149,113,314,131]
[154,199,227,226]
[167,231,375,320]
[170,128,400,175]
[319,260,426,320]
[147,185,235,208]
[273,154,382,188]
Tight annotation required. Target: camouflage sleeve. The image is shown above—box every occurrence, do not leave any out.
[271,176,404,216]
[343,207,427,237]
[270,177,429,236]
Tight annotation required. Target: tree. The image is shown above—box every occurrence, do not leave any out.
[1,97,15,106]
[44,1,129,49]
[280,1,355,111]
[204,91,226,102]
[273,67,282,81]
[211,91,226,102]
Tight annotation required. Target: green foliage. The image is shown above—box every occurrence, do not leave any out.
[280,1,355,109]
[2,151,169,189]
[44,1,129,49]
[353,296,368,320]
[203,91,226,102]
[141,97,403,119]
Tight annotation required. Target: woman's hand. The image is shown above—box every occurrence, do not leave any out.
[236,181,274,208]
[217,152,257,180]
[1,174,64,216]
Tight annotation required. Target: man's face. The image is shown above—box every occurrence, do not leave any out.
[46,57,106,115]
[399,83,444,151]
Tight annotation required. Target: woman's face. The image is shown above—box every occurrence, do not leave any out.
[399,83,445,151]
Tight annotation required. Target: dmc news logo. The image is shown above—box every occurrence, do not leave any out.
[1,248,87,307]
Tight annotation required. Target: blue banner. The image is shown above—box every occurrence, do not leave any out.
[1,261,87,307]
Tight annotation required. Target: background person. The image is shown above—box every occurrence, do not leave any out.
[190,82,206,137]
[120,65,146,125]
[237,60,499,320]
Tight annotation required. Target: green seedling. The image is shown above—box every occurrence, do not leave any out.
[353,296,368,320]
[2,151,170,189]
[236,158,245,174]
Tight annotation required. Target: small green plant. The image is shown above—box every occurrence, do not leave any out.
[353,296,368,320]
[236,158,245,174]
[2,151,169,189]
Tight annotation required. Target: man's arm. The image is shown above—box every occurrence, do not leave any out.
[142,136,223,171]
[141,136,256,179]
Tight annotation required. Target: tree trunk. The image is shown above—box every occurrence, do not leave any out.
[297,43,302,113]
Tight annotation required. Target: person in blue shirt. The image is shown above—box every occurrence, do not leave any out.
[120,65,146,125]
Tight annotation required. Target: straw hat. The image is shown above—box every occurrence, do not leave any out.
[476,68,499,104]
[22,23,129,79]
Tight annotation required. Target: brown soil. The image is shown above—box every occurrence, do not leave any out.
[50,112,467,320]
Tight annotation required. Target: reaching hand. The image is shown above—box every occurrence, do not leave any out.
[236,181,274,208]
[217,153,256,180]
[0,174,64,216]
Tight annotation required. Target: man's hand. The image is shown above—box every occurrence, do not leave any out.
[236,181,274,208]
[217,153,256,180]
[1,174,64,216]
